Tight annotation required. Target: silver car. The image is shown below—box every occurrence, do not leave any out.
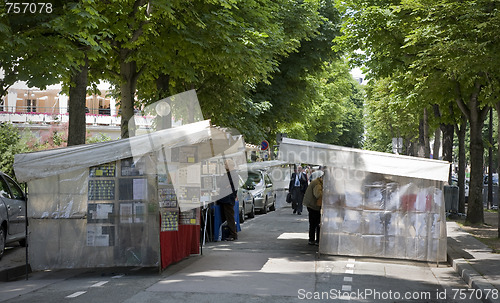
[237,175,255,223]
[244,170,276,214]
[0,171,27,259]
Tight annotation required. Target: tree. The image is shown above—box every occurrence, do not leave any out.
[402,0,500,224]
[1,1,109,146]
[245,0,351,144]
[0,1,70,96]
[97,0,318,138]
[0,123,31,179]
[50,0,110,146]
[338,0,500,224]
[314,80,364,147]
[135,0,328,141]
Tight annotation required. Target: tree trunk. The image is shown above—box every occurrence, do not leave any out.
[433,103,452,176]
[417,108,430,158]
[407,139,416,157]
[155,73,172,130]
[468,111,485,224]
[67,56,89,146]
[455,118,466,214]
[418,119,425,157]
[494,101,500,237]
[455,78,487,225]
[441,124,454,163]
[433,127,441,160]
[119,50,139,138]
[441,123,454,186]
[488,108,493,209]
[423,107,430,158]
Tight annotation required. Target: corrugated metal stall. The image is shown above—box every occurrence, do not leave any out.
[279,138,450,262]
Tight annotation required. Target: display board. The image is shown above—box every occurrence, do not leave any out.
[158,146,202,231]
[86,157,158,269]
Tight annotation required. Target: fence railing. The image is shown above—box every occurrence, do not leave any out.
[0,107,153,127]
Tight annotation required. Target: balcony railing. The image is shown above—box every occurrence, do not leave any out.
[0,106,153,127]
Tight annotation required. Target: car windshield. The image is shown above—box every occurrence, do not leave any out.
[244,172,262,189]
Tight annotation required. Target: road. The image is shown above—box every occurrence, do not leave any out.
[0,202,482,303]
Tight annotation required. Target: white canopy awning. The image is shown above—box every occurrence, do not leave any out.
[246,160,289,171]
[14,120,213,182]
[279,138,450,182]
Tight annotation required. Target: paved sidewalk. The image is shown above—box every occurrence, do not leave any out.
[447,221,500,303]
[1,207,499,303]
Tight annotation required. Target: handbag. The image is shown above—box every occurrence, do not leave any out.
[286,192,292,203]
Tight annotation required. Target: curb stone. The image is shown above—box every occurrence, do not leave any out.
[448,252,500,303]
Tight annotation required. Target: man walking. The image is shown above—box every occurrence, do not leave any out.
[288,165,308,215]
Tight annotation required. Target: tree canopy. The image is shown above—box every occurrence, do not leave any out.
[337,0,500,224]
[1,0,364,150]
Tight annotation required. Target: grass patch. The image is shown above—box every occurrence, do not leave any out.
[452,211,500,253]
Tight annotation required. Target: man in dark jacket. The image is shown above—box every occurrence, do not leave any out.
[288,165,308,215]
[217,159,238,241]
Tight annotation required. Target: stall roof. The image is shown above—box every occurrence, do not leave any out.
[279,138,450,182]
[247,160,289,171]
[14,120,214,182]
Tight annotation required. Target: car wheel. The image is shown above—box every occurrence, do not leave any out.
[261,198,268,214]
[248,201,255,218]
[239,204,245,223]
[19,238,27,247]
[0,228,5,260]
[270,196,276,211]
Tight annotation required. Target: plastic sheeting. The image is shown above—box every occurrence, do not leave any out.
[279,138,450,182]
[27,163,160,269]
[278,139,449,262]
[14,120,214,183]
[14,120,249,270]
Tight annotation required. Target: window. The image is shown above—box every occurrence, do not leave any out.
[0,178,10,198]
[26,99,37,112]
[4,175,24,199]
[264,174,272,186]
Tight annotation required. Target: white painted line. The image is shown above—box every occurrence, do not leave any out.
[66,291,87,298]
[91,281,109,287]
[112,275,124,279]
[344,276,353,282]
[346,263,354,268]
[342,285,352,291]
[345,269,354,274]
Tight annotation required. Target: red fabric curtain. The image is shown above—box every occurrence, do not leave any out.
[160,224,200,269]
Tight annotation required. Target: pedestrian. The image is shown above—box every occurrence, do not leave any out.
[217,159,238,241]
[302,171,323,246]
[310,166,323,181]
[288,165,308,215]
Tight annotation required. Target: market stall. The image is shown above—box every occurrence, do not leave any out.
[278,138,450,262]
[14,120,247,270]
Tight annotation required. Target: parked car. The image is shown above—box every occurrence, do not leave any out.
[237,174,255,223]
[244,170,276,214]
[0,171,27,259]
